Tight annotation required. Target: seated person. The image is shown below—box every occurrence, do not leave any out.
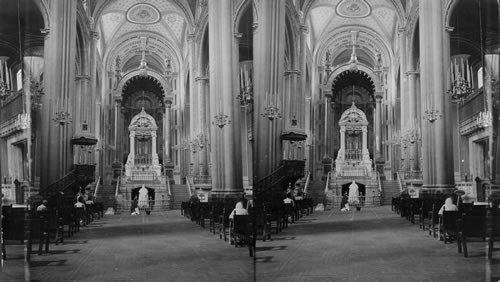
[438,197,458,215]
[229,201,248,220]
[283,194,294,207]
[37,200,49,212]
[74,196,86,210]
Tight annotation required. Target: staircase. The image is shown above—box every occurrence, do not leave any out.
[381,180,401,205]
[95,184,117,210]
[171,184,190,209]
[307,179,327,206]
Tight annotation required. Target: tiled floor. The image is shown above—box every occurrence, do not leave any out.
[1,206,499,282]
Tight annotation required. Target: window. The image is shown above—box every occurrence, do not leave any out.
[16,69,22,90]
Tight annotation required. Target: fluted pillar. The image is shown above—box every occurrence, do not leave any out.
[419,0,455,193]
[399,27,410,171]
[208,0,243,194]
[40,0,77,192]
[253,0,286,186]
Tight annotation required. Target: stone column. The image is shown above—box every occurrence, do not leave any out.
[195,77,209,176]
[40,0,77,191]
[406,69,420,172]
[399,27,409,171]
[374,94,383,162]
[208,0,243,195]
[419,0,455,193]
[253,0,286,188]
[129,132,135,164]
[362,127,368,160]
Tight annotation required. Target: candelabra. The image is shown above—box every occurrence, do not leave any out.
[422,109,441,123]
[236,86,253,107]
[477,110,492,128]
[0,80,11,100]
[191,133,209,151]
[261,105,282,121]
[30,80,44,110]
[213,112,231,128]
[448,72,472,103]
[53,111,72,125]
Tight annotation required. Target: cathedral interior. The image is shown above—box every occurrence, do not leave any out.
[1,0,500,281]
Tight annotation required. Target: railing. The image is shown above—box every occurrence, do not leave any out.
[45,170,76,197]
[93,176,101,201]
[116,199,171,212]
[114,175,120,198]
[334,168,367,177]
[376,172,382,194]
[185,176,192,197]
[166,176,172,197]
[303,171,311,195]
[130,172,157,182]
[324,171,331,194]
[460,111,489,136]
[254,164,287,197]
[396,171,404,193]
[401,170,423,181]
[330,195,382,208]
[192,175,212,184]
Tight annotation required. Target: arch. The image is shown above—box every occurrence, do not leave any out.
[234,0,253,34]
[33,0,50,29]
[116,70,168,101]
[314,25,393,75]
[325,64,381,93]
[103,31,181,75]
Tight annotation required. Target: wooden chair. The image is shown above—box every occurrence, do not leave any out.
[457,214,488,257]
[487,213,500,259]
[230,215,254,257]
[427,203,440,238]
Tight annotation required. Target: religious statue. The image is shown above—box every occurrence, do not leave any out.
[138,184,149,207]
[348,180,359,205]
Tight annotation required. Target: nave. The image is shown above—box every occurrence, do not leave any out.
[256,206,498,282]
[3,206,498,281]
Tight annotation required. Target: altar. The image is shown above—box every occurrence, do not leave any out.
[334,102,373,178]
[124,108,161,180]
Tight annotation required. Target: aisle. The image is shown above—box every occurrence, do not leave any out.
[3,211,254,281]
[255,206,499,282]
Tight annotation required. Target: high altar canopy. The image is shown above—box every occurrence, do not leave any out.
[335,103,373,177]
[125,108,161,180]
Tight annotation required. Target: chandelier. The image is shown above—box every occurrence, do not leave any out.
[191,133,208,151]
[448,57,473,103]
[213,112,231,128]
[423,109,442,123]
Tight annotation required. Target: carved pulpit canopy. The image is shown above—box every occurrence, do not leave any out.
[129,108,158,137]
[339,102,368,127]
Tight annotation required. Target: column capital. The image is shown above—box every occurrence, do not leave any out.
[324,90,333,99]
[300,25,309,34]
[445,26,455,33]
[375,92,383,102]
[234,32,243,39]
[75,74,90,81]
[398,26,407,34]
[164,96,173,106]
[406,70,420,76]
[187,33,196,42]
[91,31,100,40]
[195,76,209,81]
[40,28,50,40]
[285,69,300,76]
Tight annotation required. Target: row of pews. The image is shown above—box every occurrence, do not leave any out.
[1,200,104,261]
[392,196,500,259]
[180,197,314,257]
